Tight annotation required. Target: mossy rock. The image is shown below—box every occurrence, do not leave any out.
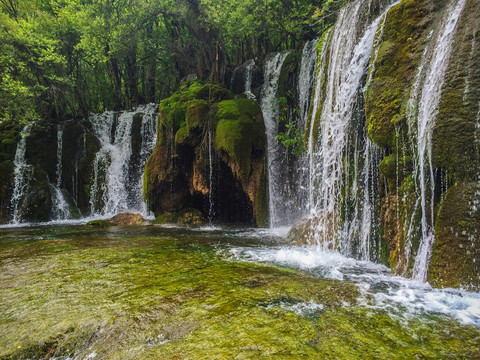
[186,99,209,130]
[429,182,480,290]
[432,0,480,182]
[87,219,111,228]
[152,208,205,226]
[364,0,437,150]
[379,153,396,190]
[145,81,267,227]
[214,98,265,181]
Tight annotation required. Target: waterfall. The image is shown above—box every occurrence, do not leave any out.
[411,0,467,282]
[305,0,398,255]
[298,38,319,129]
[134,104,157,215]
[285,38,322,224]
[244,59,256,100]
[10,126,33,224]
[308,29,332,208]
[89,104,157,217]
[208,127,215,224]
[260,51,290,227]
[50,125,72,220]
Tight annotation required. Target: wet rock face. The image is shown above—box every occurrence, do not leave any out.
[0,121,21,224]
[17,167,53,223]
[364,0,480,289]
[61,120,100,215]
[144,80,268,226]
[229,61,264,98]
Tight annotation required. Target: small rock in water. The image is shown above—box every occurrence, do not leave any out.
[87,213,145,227]
[107,213,145,225]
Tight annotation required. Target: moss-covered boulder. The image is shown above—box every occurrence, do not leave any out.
[144,80,268,226]
[365,0,440,150]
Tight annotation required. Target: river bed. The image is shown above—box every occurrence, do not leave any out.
[1,224,479,359]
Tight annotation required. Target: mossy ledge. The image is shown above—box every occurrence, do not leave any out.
[144,80,268,227]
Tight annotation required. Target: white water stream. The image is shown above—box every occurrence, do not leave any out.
[89,104,157,217]
[305,1,397,254]
[260,51,290,227]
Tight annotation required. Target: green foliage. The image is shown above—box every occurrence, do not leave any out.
[275,96,304,157]
[0,0,346,126]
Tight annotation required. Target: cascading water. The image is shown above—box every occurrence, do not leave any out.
[51,126,73,220]
[411,0,467,282]
[244,59,256,100]
[208,127,215,224]
[304,0,398,257]
[89,104,158,217]
[298,38,319,129]
[289,38,321,223]
[10,126,32,224]
[260,51,290,227]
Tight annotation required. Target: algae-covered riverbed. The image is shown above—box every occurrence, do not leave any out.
[0,225,479,359]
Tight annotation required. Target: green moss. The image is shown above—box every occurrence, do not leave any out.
[379,154,396,190]
[429,182,480,290]
[364,0,432,150]
[215,98,261,121]
[175,125,190,145]
[87,219,111,228]
[186,99,209,130]
[152,208,205,226]
[214,99,264,181]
